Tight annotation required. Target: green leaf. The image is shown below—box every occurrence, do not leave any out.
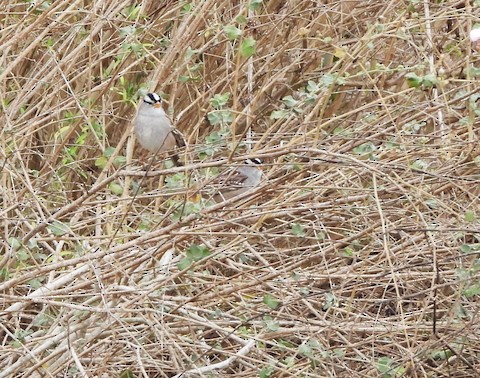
[207,110,234,125]
[270,109,289,120]
[178,257,192,271]
[239,37,256,58]
[28,278,43,289]
[259,366,274,378]
[405,72,422,88]
[95,156,108,169]
[282,95,298,108]
[119,25,137,38]
[306,80,320,93]
[0,268,10,281]
[108,182,123,195]
[422,73,438,87]
[181,3,193,13]
[186,244,210,262]
[291,223,305,237]
[249,0,263,10]
[322,292,337,310]
[410,159,428,171]
[465,210,476,222]
[343,246,354,257]
[377,356,393,374]
[224,25,242,40]
[8,237,22,251]
[205,131,222,143]
[431,348,454,361]
[263,316,280,331]
[376,356,406,378]
[48,221,70,236]
[463,284,480,297]
[298,343,314,358]
[263,294,279,309]
[352,142,377,155]
[210,92,231,109]
[120,369,135,378]
[469,64,480,77]
[112,156,126,168]
[319,73,345,86]
[104,146,116,158]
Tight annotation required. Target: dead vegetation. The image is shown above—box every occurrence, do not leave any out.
[1,0,480,377]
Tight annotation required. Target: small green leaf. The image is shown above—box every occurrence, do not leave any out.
[236,14,248,24]
[108,182,123,195]
[120,369,135,378]
[95,156,108,169]
[16,249,29,262]
[425,199,437,209]
[282,95,298,108]
[186,244,210,262]
[223,25,242,40]
[0,268,10,281]
[306,80,320,93]
[320,73,345,86]
[28,278,43,289]
[259,365,274,378]
[465,210,476,222]
[239,37,256,58]
[263,316,279,331]
[376,356,393,374]
[249,0,263,10]
[463,284,480,297]
[322,292,337,310]
[405,72,422,88]
[178,257,192,271]
[410,159,428,171]
[298,343,314,358]
[270,109,289,120]
[48,221,70,236]
[422,73,438,87]
[353,142,377,155]
[113,155,127,168]
[207,110,234,125]
[469,64,480,77]
[263,294,279,309]
[181,3,193,13]
[343,246,354,257]
[431,349,454,361]
[210,92,231,109]
[291,223,305,237]
[8,237,22,251]
[104,146,116,158]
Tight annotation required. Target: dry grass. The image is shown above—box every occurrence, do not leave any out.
[1,0,480,377]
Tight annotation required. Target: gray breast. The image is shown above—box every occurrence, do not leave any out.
[134,104,174,153]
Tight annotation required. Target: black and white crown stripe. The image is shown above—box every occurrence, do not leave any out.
[143,92,162,105]
[244,158,262,165]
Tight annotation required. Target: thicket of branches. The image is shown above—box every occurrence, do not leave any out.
[1,0,480,377]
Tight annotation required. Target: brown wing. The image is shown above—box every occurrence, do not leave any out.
[171,128,186,148]
[212,168,249,190]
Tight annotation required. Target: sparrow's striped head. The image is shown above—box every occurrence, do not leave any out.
[143,92,162,108]
[244,158,263,165]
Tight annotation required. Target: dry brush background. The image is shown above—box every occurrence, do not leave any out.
[1,0,480,377]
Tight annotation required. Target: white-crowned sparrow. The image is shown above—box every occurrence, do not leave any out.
[134,92,185,166]
[209,158,264,202]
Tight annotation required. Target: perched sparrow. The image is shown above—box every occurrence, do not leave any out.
[209,158,264,202]
[134,92,185,166]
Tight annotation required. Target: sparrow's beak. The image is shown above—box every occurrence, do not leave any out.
[153,103,163,109]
